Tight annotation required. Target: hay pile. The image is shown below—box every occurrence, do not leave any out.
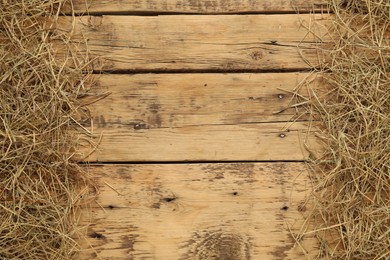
[0,1,94,258]
[303,0,390,259]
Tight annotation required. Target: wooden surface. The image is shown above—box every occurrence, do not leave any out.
[83,121,319,162]
[55,14,330,72]
[84,73,321,127]
[79,73,322,162]
[64,1,326,258]
[67,0,327,14]
[79,163,318,259]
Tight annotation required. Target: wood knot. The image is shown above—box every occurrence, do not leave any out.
[183,230,250,259]
[249,50,263,61]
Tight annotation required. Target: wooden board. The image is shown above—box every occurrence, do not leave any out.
[55,14,330,72]
[78,163,318,259]
[78,72,322,162]
[66,0,327,14]
[83,73,324,128]
[82,121,319,162]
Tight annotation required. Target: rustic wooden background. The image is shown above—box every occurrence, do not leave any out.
[62,1,329,259]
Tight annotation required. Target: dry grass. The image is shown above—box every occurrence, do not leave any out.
[0,1,95,259]
[299,0,390,259]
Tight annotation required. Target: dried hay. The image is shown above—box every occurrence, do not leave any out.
[0,0,95,259]
[299,0,390,259]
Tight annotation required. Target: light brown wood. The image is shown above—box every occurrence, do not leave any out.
[82,121,319,162]
[55,14,330,72]
[78,72,323,162]
[82,73,325,128]
[66,0,327,14]
[79,163,318,259]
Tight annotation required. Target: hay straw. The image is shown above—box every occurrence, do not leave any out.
[0,1,95,258]
[299,0,390,259]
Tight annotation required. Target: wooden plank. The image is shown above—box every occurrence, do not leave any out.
[67,0,328,14]
[77,73,323,162]
[82,73,325,128]
[81,121,319,162]
[78,163,318,259]
[55,14,330,72]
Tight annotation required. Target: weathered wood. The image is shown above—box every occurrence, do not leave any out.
[76,73,323,162]
[66,0,328,14]
[81,121,319,162]
[55,14,330,72]
[82,73,325,128]
[78,163,318,259]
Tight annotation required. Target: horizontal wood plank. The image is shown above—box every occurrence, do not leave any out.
[82,73,325,128]
[81,121,319,162]
[79,163,318,259]
[66,0,328,14]
[55,14,330,72]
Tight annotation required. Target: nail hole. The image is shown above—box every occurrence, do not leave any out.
[162,197,176,202]
[281,206,289,211]
[232,192,238,196]
[108,205,115,209]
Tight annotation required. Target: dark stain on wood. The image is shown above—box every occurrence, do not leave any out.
[249,50,264,61]
[203,163,257,185]
[94,115,107,128]
[211,171,224,181]
[117,167,131,179]
[203,163,255,176]
[270,233,295,260]
[151,202,161,209]
[149,103,160,113]
[121,235,136,254]
[117,225,139,256]
[182,230,251,260]
[148,102,162,127]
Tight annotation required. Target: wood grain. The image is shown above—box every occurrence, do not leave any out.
[78,163,318,259]
[77,73,323,162]
[54,14,330,72]
[66,0,327,14]
[81,121,319,162]
[82,73,325,128]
